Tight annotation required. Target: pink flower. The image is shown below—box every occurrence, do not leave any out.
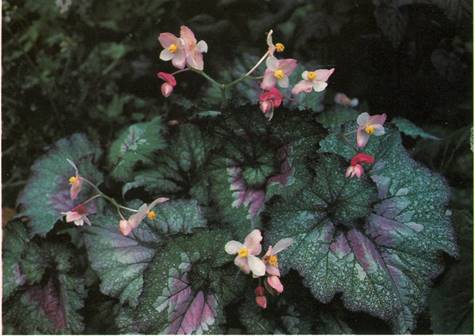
[259,87,283,120]
[66,159,82,200]
[262,238,293,293]
[158,32,186,69]
[180,25,208,70]
[334,92,359,107]
[345,153,375,178]
[157,72,177,97]
[291,68,335,95]
[119,197,169,236]
[62,204,91,226]
[224,229,266,277]
[356,112,387,148]
[261,57,297,90]
[255,286,267,309]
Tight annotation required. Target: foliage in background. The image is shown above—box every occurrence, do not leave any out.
[2,0,473,334]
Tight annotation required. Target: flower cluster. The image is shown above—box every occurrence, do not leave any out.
[157,27,335,121]
[344,112,387,178]
[61,159,168,235]
[225,229,293,309]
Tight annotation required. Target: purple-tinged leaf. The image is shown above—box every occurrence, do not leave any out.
[17,133,103,236]
[268,130,457,333]
[125,230,246,334]
[84,199,207,307]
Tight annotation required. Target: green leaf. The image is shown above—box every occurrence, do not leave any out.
[3,223,86,334]
[4,273,86,334]
[267,128,457,332]
[392,117,440,140]
[108,116,166,181]
[2,220,30,300]
[84,199,207,307]
[17,133,103,236]
[316,106,359,129]
[123,124,214,205]
[429,209,473,334]
[126,230,246,334]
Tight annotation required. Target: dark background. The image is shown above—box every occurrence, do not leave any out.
[2,0,473,334]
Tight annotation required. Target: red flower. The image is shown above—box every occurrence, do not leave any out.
[346,153,375,178]
[259,87,283,120]
[350,153,375,166]
[157,72,177,97]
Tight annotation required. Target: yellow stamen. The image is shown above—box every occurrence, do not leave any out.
[268,255,278,266]
[147,210,157,220]
[307,71,317,81]
[69,176,79,185]
[238,247,249,258]
[168,43,177,53]
[273,69,285,80]
[365,125,375,135]
[275,43,285,52]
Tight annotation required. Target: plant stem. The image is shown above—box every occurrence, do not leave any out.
[79,176,139,213]
[224,51,270,88]
[171,68,191,76]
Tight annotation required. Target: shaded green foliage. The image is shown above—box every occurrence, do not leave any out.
[2,0,472,334]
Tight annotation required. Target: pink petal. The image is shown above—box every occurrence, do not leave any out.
[180,25,197,46]
[157,72,176,86]
[149,196,170,209]
[260,69,277,90]
[267,275,284,293]
[266,265,281,277]
[158,32,178,48]
[234,256,250,274]
[186,50,204,70]
[255,296,267,309]
[126,204,148,232]
[224,241,243,255]
[279,58,297,75]
[244,229,262,255]
[248,255,266,277]
[314,68,335,82]
[171,50,186,69]
[368,113,387,126]
[355,164,364,178]
[161,83,174,97]
[259,100,272,114]
[356,128,369,148]
[119,219,132,236]
[272,238,293,254]
[291,80,313,95]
